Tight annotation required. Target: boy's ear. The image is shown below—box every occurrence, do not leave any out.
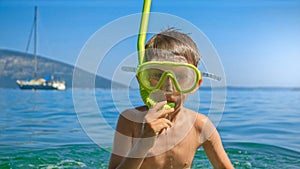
[189,79,202,94]
[198,78,202,87]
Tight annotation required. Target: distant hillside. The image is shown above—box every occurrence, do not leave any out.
[0,49,127,89]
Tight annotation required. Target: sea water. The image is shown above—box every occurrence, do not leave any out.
[0,88,299,168]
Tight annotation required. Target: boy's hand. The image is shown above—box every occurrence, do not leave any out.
[142,101,174,137]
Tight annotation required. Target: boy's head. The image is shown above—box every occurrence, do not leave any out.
[144,29,201,66]
[136,29,202,108]
[137,29,202,95]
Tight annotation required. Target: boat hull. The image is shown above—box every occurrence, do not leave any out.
[17,84,58,90]
[16,80,66,90]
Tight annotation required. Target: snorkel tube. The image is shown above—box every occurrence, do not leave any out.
[137,0,151,65]
[137,0,174,109]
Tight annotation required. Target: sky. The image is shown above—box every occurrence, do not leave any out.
[0,0,300,87]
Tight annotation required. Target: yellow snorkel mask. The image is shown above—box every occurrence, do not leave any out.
[136,61,202,94]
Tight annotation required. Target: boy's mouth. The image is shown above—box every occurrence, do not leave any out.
[165,93,181,103]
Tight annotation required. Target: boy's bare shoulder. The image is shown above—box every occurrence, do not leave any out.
[116,106,148,135]
[182,107,208,119]
[120,106,148,123]
[182,107,210,130]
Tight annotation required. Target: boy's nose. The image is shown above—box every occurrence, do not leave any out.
[160,77,174,92]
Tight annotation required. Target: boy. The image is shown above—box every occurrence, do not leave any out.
[109,29,233,169]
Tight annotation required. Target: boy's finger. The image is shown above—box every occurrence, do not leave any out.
[160,118,173,127]
[146,101,174,122]
[155,118,173,134]
[159,108,174,118]
[153,118,173,129]
[151,101,167,111]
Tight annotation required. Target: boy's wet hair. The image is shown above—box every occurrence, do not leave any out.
[145,28,201,66]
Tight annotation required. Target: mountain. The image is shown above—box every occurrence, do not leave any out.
[0,49,127,89]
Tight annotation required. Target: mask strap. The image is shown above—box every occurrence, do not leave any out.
[201,72,221,81]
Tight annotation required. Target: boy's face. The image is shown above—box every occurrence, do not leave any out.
[148,55,195,108]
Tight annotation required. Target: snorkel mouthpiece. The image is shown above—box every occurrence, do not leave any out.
[147,97,175,109]
[147,89,175,109]
[166,102,175,109]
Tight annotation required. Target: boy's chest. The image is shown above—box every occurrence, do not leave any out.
[142,127,200,169]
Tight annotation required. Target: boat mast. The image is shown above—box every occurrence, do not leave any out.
[34,6,38,78]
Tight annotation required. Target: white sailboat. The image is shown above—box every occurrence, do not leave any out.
[16,6,66,90]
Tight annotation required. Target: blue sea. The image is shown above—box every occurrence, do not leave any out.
[0,88,299,169]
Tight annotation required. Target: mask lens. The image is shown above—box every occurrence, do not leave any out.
[137,62,200,93]
[147,69,164,87]
[173,67,197,91]
[138,68,162,90]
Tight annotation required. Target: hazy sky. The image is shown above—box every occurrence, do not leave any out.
[1,0,300,87]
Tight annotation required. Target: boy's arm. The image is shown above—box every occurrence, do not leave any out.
[109,104,173,169]
[109,110,154,169]
[197,114,234,169]
[109,110,152,169]
[109,111,135,169]
[109,110,151,169]
[203,129,234,169]
[109,114,154,169]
